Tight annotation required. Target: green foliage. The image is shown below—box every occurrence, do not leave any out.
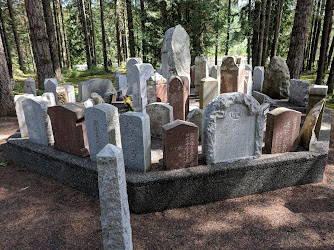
[0,161,8,166]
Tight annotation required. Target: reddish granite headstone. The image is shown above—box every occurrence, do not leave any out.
[220,56,246,94]
[264,107,301,154]
[169,76,190,120]
[162,120,198,170]
[47,103,89,157]
[147,73,168,104]
[56,86,69,104]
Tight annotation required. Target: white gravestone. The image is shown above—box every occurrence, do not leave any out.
[62,85,76,103]
[126,58,142,95]
[253,66,264,92]
[42,92,56,106]
[200,76,219,110]
[24,77,36,96]
[14,94,34,138]
[194,55,209,96]
[146,103,173,138]
[245,64,253,95]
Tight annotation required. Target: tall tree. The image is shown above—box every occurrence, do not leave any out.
[252,1,261,66]
[271,0,283,58]
[59,0,71,69]
[7,0,25,72]
[52,0,62,69]
[88,0,97,66]
[42,0,62,80]
[214,0,220,64]
[327,48,334,93]
[25,0,54,89]
[247,0,251,64]
[78,0,92,69]
[261,0,271,65]
[115,0,124,64]
[304,0,317,71]
[257,0,267,65]
[286,0,313,79]
[123,3,129,59]
[0,5,12,78]
[225,0,231,55]
[126,0,135,57]
[100,0,108,71]
[140,0,147,61]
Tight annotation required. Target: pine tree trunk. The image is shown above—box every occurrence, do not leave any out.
[7,0,25,72]
[316,0,333,84]
[100,0,108,71]
[271,0,283,58]
[326,36,334,73]
[42,0,62,80]
[324,17,333,74]
[215,0,220,65]
[252,0,261,66]
[247,0,251,64]
[25,0,54,90]
[327,50,334,93]
[59,0,71,69]
[258,0,267,66]
[126,0,135,57]
[54,0,67,68]
[123,4,129,59]
[304,0,316,71]
[88,0,97,67]
[115,0,124,64]
[225,0,231,55]
[287,0,313,79]
[52,0,62,69]
[261,0,271,66]
[0,6,12,78]
[140,0,147,61]
[78,0,92,70]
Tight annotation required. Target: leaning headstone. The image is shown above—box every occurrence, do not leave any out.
[62,85,76,103]
[96,144,133,250]
[85,104,121,162]
[186,109,204,140]
[14,94,34,138]
[42,92,56,106]
[126,58,142,95]
[200,77,219,110]
[162,120,199,170]
[220,56,246,94]
[119,112,151,172]
[45,79,58,104]
[24,77,36,96]
[300,99,325,150]
[23,98,54,146]
[202,92,264,164]
[210,65,221,90]
[252,90,275,106]
[56,86,69,104]
[47,103,89,157]
[194,55,209,96]
[146,73,167,104]
[264,108,301,154]
[78,78,114,101]
[146,103,173,138]
[289,79,310,107]
[169,76,190,120]
[253,66,264,92]
[262,56,290,99]
[91,92,105,105]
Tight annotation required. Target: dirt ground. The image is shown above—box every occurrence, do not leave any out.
[2,115,334,250]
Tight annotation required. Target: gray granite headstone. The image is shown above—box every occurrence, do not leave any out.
[253,66,264,92]
[14,94,34,138]
[42,92,56,106]
[202,92,264,164]
[45,79,58,104]
[78,78,114,101]
[194,55,209,96]
[119,112,151,172]
[186,109,204,140]
[210,65,221,90]
[126,58,142,95]
[62,85,76,102]
[85,104,122,162]
[146,103,173,138]
[116,75,127,90]
[24,77,36,96]
[96,144,133,250]
[289,79,310,107]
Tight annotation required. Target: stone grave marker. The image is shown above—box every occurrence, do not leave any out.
[24,77,36,95]
[146,103,173,138]
[289,79,310,107]
[126,58,142,95]
[186,109,204,140]
[146,72,167,104]
[162,120,198,170]
[119,112,151,172]
[253,66,264,92]
[23,98,54,146]
[45,78,58,104]
[245,65,253,95]
[48,103,89,157]
[14,94,34,138]
[114,70,121,77]
[210,65,221,90]
[84,98,95,108]
[56,86,69,104]
[169,76,190,120]
[252,90,275,106]
[194,55,209,96]
[220,56,246,94]
[200,76,219,110]
[103,91,117,104]
[42,92,56,106]
[115,75,127,90]
[264,107,301,154]
[78,78,114,101]
[202,92,264,164]
[62,85,76,103]
[190,65,195,88]
[91,92,105,105]
[96,144,133,250]
[85,104,121,162]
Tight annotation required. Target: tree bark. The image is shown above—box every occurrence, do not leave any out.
[59,0,71,69]
[327,48,334,93]
[123,4,129,59]
[247,0,251,64]
[115,0,124,64]
[78,0,92,70]
[7,0,25,72]
[271,0,283,58]
[42,0,62,80]
[304,0,316,71]
[100,0,108,71]
[140,0,147,61]
[25,0,54,90]
[225,0,231,55]
[286,0,313,79]
[0,5,12,78]
[326,35,334,73]
[261,0,271,66]
[257,0,267,66]
[324,17,333,74]
[126,0,135,57]
[52,0,62,69]
[88,0,97,67]
[215,0,220,65]
[252,0,261,66]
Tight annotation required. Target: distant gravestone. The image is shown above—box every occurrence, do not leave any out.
[23,98,54,146]
[85,104,121,162]
[62,85,76,103]
[42,92,56,106]
[119,112,151,172]
[96,144,133,250]
[186,109,204,140]
[220,56,246,94]
[289,79,310,107]
[14,94,34,138]
[194,55,209,96]
[202,92,264,164]
[126,58,142,95]
[169,76,190,120]
[48,103,89,157]
[78,78,114,101]
[162,120,199,170]
[200,77,219,110]
[264,107,301,154]
[146,73,167,104]
[114,70,121,77]
[24,77,36,96]
[45,79,58,104]
[210,65,221,90]
[56,86,69,104]
[253,66,264,92]
[115,75,127,90]
[245,65,253,95]
[146,103,173,138]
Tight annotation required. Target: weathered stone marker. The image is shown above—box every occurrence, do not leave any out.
[56,86,69,104]
[169,76,190,120]
[264,108,301,154]
[42,92,56,106]
[24,77,36,95]
[289,79,310,107]
[202,92,264,164]
[146,73,167,104]
[91,92,105,105]
[245,64,253,95]
[14,94,34,138]
[48,103,89,157]
[146,103,173,138]
[186,109,204,140]
[85,104,121,162]
[253,66,264,92]
[200,76,219,110]
[220,56,246,94]
[115,75,127,90]
[210,65,221,89]
[78,78,114,101]
[45,78,58,104]
[194,55,209,96]
[162,120,198,170]
[96,144,133,250]
[119,112,151,172]
[62,85,76,103]
[126,57,142,95]
[252,91,275,106]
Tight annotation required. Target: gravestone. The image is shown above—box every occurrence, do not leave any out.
[45,79,58,104]
[85,104,121,162]
[190,65,195,88]
[169,76,190,120]
[253,66,264,92]
[24,77,36,96]
[44,78,58,86]
[56,86,69,104]
[78,78,114,101]
[132,63,154,113]
[264,108,301,154]
[252,91,275,106]
[300,99,325,150]
[96,144,133,250]
[48,103,89,157]
[245,65,253,95]
[103,91,117,104]
[200,77,219,110]
[146,103,173,138]
[84,98,95,108]
[14,94,34,138]
[162,120,199,170]
[115,75,127,90]
[262,56,290,99]
[186,109,204,140]
[42,92,56,106]
[62,85,76,103]
[194,55,209,96]
[126,58,142,95]
[289,79,310,107]
[210,65,221,90]
[220,56,246,94]
[23,98,54,146]
[146,73,167,104]
[119,112,151,172]
[202,92,264,164]
[114,70,121,77]
[91,92,105,105]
